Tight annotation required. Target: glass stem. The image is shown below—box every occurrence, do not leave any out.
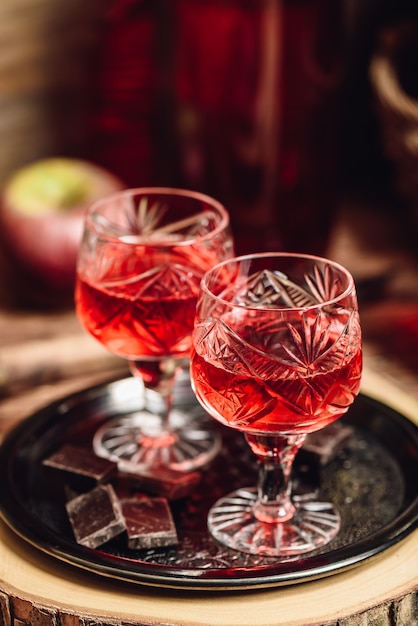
[245,433,306,523]
[129,358,180,435]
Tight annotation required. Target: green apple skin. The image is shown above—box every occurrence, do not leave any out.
[0,158,124,305]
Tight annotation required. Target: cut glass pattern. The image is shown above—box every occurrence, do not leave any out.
[225,268,325,308]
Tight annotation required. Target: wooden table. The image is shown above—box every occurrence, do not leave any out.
[1,201,418,625]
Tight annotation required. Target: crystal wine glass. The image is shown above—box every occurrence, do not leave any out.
[191,253,362,556]
[75,187,234,471]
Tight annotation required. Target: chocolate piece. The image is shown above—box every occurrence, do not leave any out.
[66,484,126,549]
[118,461,201,500]
[121,497,178,549]
[300,421,353,466]
[43,444,117,488]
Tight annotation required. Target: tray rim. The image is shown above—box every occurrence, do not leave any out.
[0,377,417,592]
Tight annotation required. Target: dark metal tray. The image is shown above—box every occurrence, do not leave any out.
[0,377,417,591]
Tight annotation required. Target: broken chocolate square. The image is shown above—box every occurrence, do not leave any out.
[120,497,178,549]
[66,484,126,549]
[43,444,117,488]
[300,421,353,466]
[118,461,201,500]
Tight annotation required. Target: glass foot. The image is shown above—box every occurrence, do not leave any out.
[208,487,340,558]
[93,409,222,472]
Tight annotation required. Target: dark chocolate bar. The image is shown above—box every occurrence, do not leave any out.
[118,461,201,500]
[300,421,353,466]
[66,484,126,549]
[43,444,117,487]
[120,497,178,549]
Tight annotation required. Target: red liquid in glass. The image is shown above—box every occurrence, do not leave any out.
[191,320,362,435]
[76,247,220,360]
[76,277,197,360]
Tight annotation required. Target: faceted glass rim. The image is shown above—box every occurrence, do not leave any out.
[85,186,230,247]
[200,252,357,312]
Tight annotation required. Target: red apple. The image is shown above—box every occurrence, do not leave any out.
[0,158,124,308]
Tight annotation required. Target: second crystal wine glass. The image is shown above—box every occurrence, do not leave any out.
[75,187,233,471]
[191,253,362,556]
